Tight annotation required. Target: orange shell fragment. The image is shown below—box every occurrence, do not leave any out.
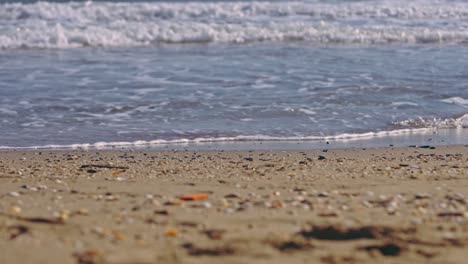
[179,193,209,201]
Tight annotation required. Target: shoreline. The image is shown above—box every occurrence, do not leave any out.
[1,127,467,151]
[1,146,467,263]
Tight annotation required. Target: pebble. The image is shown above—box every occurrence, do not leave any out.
[415,193,431,199]
[8,191,20,197]
[165,229,178,237]
[270,200,284,209]
[10,205,21,214]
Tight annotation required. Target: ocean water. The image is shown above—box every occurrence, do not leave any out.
[0,0,467,149]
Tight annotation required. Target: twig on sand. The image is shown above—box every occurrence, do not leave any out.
[80,164,129,170]
[0,213,65,225]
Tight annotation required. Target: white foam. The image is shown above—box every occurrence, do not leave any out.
[441,97,468,108]
[0,127,437,150]
[394,114,468,129]
[391,101,419,107]
[2,0,468,48]
[0,108,18,115]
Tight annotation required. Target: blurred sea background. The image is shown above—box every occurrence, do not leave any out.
[0,0,467,149]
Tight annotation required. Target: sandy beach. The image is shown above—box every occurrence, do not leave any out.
[1,145,467,264]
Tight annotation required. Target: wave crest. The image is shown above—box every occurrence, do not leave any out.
[2,1,468,48]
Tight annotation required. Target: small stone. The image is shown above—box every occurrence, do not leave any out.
[415,193,431,199]
[76,208,89,215]
[105,195,118,201]
[294,195,305,201]
[224,193,239,199]
[164,200,183,206]
[10,205,22,214]
[112,230,125,241]
[8,191,20,197]
[59,211,70,222]
[165,229,178,237]
[270,200,284,209]
[318,211,338,217]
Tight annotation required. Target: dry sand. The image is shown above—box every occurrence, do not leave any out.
[0,145,468,264]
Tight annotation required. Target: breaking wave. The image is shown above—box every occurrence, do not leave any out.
[2,0,468,48]
[393,114,468,129]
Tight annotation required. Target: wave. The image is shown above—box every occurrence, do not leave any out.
[2,0,468,48]
[0,127,450,150]
[1,113,466,149]
[441,97,468,109]
[3,112,467,149]
[392,113,468,129]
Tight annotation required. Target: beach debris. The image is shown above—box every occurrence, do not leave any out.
[165,228,178,237]
[437,212,465,218]
[7,191,20,197]
[73,208,89,216]
[224,193,240,199]
[298,225,414,241]
[359,242,405,257]
[181,243,236,256]
[203,229,226,240]
[164,199,183,206]
[10,205,21,214]
[416,249,439,258]
[415,193,431,199]
[179,193,209,201]
[104,193,118,201]
[269,200,284,209]
[80,164,129,170]
[445,193,466,204]
[270,239,314,252]
[154,209,169,215]
[320,255,356,264]
[178,221,199,228]
[8,225,30,240]
[73,249,103,264]
[112,230,125,241]
[111,169,126,176]
[18,216,66,225]
[21,184,48,191]
[202,201,212,208]
[0,212,66,225]
[317,211,339,217]
[318,192,329,197]
[53,210,70,222]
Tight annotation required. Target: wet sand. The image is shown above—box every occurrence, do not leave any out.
[0,146,467,264]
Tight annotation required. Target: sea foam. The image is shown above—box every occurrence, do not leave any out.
[2,0,468,48]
